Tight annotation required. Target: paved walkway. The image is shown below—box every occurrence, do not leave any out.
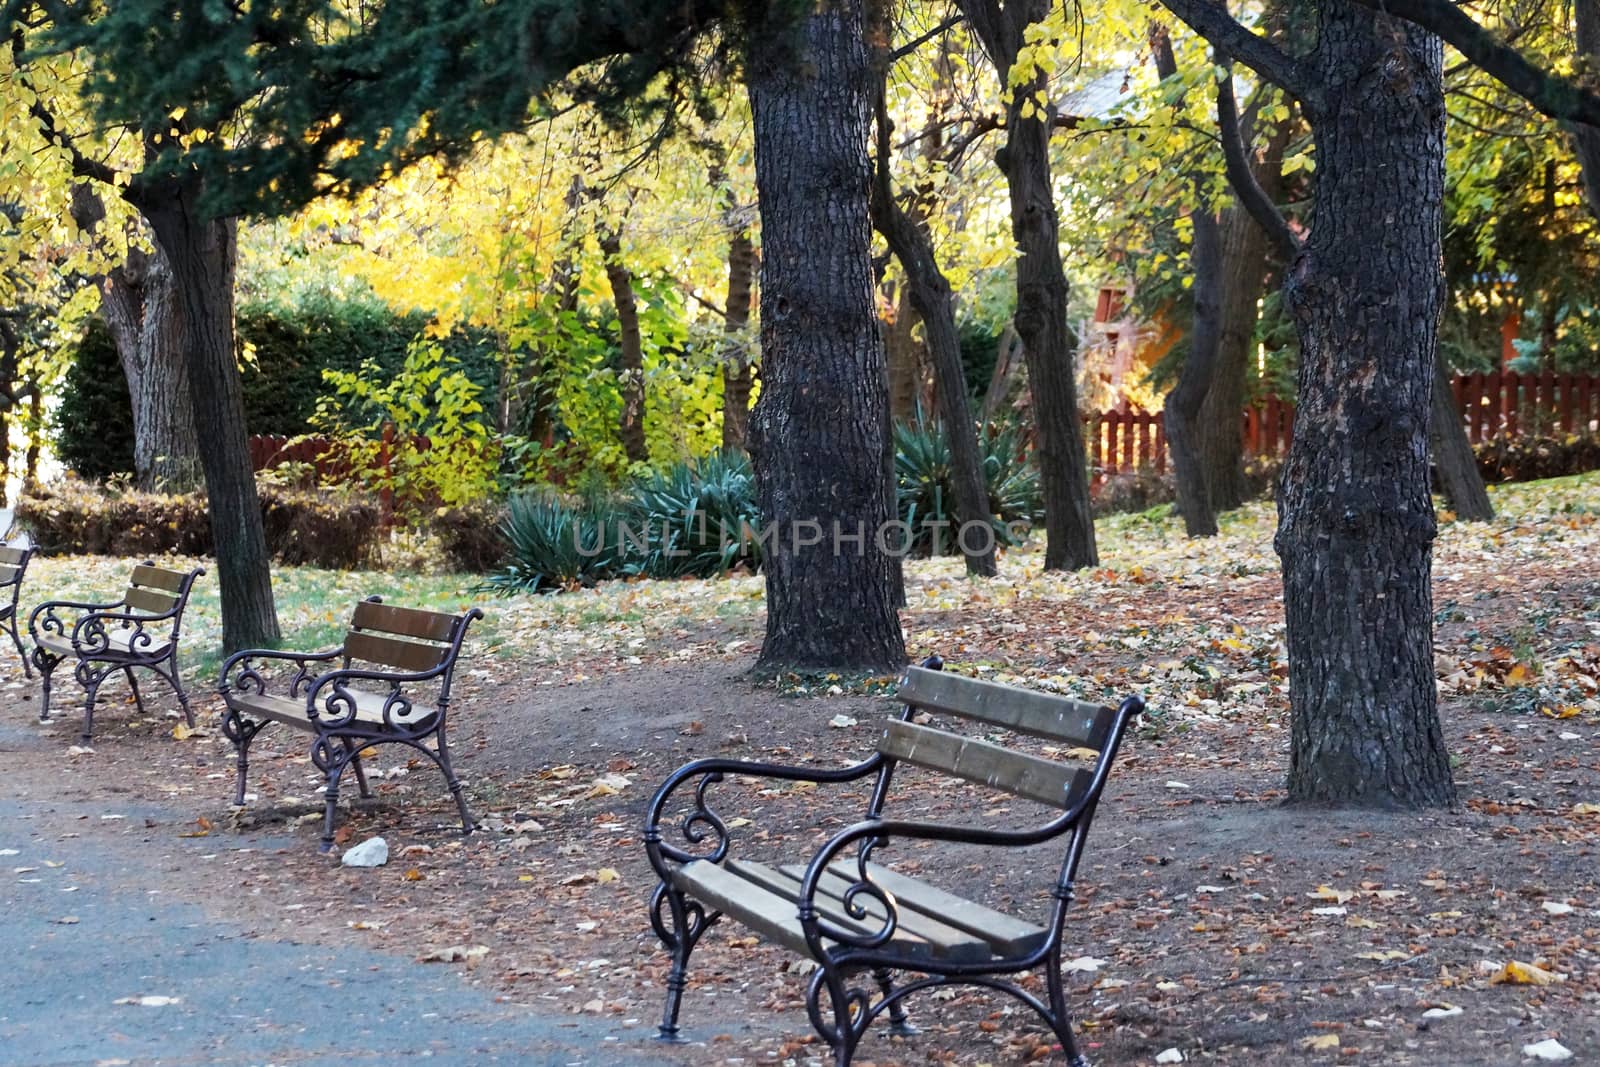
[0,718,645,1067]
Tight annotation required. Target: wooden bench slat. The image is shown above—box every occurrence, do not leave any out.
[878,719,1091,810]
[230,688,436,731]
[344,630,449,673]
[826,862,1049,957]
[37,630,172,659]
[130,564,189,593]
[123,586,179,615]
[0,546,27,565]
[772,863,997,962]
[0,564,19,583]
[352,600,459,642]
[670,860,832,959]
[898,666,1114,749]
[721,859,946,956]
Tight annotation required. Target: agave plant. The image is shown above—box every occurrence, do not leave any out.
[621,451,763,578]
[893,412,1043,556]
[483,491,622,593]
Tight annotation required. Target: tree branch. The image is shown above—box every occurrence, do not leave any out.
[1155,0,1309,101]
[1216,63,1300,262]
[889,12,964,63]
[1351,0,1600,127]
[8,27,120,188]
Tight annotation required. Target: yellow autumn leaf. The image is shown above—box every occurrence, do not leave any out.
[1308,885,1354,904]
[1571,803,1600,816]
[1487,960,1564,986]
[596,867,620,884]
[1505,662,1534,686]
[1299,1033,1340,1050]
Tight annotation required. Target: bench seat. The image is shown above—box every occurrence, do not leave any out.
[36,629,172,659]
[671,857,1046,965]
[227,687,437,732]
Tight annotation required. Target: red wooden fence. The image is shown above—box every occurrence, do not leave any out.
[1085,371,1600,481]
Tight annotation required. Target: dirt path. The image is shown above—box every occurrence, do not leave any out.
[4,649,1596,1067]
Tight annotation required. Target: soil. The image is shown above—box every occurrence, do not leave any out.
[3,635,1596,1067]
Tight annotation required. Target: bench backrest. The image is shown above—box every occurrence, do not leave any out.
[121,562,204,632]
[882,666,1131,812]
[0,543,33,609]
[343,597,479,682]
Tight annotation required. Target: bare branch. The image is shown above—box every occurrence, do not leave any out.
[1155,0,1310,101]
[1216,64,1299,262]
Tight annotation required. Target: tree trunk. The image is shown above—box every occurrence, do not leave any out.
[746,1,905,671]
[721,226,757,452]
[871,85,997,577]
[23,385,40,494]
[0,324,14,508]
[97,242,203,491]
[1277,6,1455,806]
[1198,204,1272,510]
[599,227,648,465]
[1430,349,1493,520]
[963,0,1098,570]
[883,284,924,421]
[1198,111,1291,511]
[142,188,280,654]
[1575,0,1600,220]
[1152,25,1221,538]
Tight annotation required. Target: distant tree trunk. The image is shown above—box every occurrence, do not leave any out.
[599,226,648,465]
[141,188,280,654]
[1152,25,1221,538]
[1575,0,1600,219]
[0,325,14,508]
[1198,115,1290,511]
[871,83,997,577]
[68,187,202,492]
[884,285,924,421]
[1276,7,1455,806]
[721,226,757,452]
[963,0,1098,570]
[97,243,203,491]
[747,0,905,671]
[1430,350,1493,520]
[23,385,40,493]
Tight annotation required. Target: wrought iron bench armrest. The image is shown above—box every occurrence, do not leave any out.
[644,755,885,877]
[220,646,345,701]
[301,663,452,731]
[67,608,182,656]
[29,598,123,643]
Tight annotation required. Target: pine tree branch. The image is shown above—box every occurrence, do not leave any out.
[1351,0,1600,126]
[1154,0,1310,101]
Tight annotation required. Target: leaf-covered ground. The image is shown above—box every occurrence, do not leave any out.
[4,472,1597,1065]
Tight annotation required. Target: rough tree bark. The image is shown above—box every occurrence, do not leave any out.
[598,225,649,465]
[962,0,1098,570]
[1152,25,1224,538]
[1429,349,1494,519]
[1575,0,1600,219]
[871,79,997,577]
[1273,8,1456,805]
[68,188,202,491]
[883,285,925,422]
[719,197,757,453]
[746,0,906,671]
[140,188,281,653]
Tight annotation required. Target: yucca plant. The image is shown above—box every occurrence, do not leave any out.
[621,451,763,578]
[483,491,622,593]
[893,413,1043,556]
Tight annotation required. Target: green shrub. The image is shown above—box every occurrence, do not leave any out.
[620,452,762,578]
[16,478,382,568]
[432,502,511,572]
[1475,433,1600,483]
[483,492,622,593]
[52,320,135,481]
[893,415,1044,555]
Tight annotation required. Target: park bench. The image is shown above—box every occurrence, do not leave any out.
[0,541,36,676]
[218,596,484,852]
[643,657,1144,1067]
[29,561,205,742]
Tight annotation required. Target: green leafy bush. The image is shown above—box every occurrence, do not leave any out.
[52,320,135,481]
[431,502,511,573]
[893,415,1044,555]
[16,478,382,568]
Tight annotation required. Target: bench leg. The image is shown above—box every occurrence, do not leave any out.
[222,710,266,806]
[4,614,30,679]
[123,669,147,716]
[320,757,349,854]
[872,968,917,1037]
[649,882,718,1042]
[150,652,195,728]
[808,968,866,1067]
[80,676,102,743]
[344,739,374,800]
[34,650,58,721]
[1046,952,1092,1067]
[432,728,474,834]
